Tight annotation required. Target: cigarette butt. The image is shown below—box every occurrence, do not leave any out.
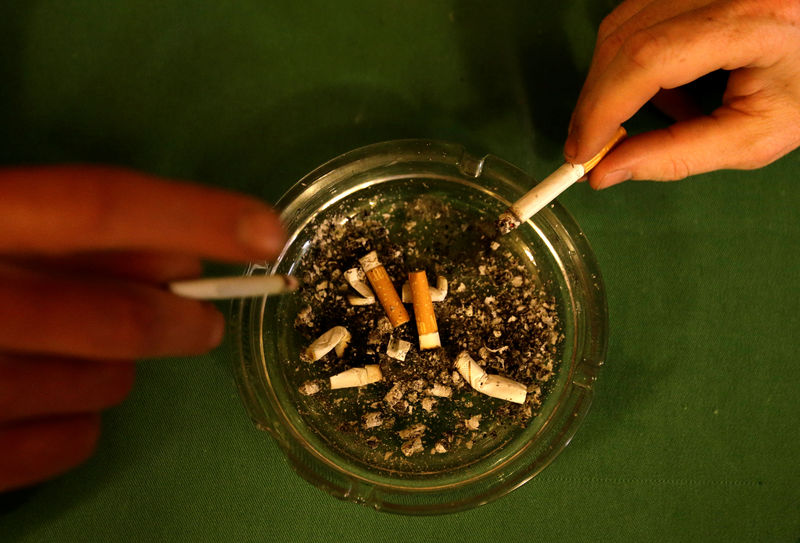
[454,351,527,404]
[359,251,410,327]
[169,274,298,300]
[329,364,383,389]
[344,268,376,305]
[401,276,448,303]
[304,326,351,362]
[455,351,486,388]
[409,271,440,350]
[476,374,527,404]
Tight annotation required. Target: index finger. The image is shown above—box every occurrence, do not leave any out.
[0,165,286,262]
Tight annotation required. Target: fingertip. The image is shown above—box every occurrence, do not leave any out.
[237,207,287,260]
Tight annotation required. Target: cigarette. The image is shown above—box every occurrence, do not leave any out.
[498,126,626,235]
[408,271,441,350]
[304,326,351,362]
[386,337,412,361]
[344,267,376,306]
[329,364,383,389]
[401,276,448,303]
[454,351,527,404]
[169,274,298,300]
[359,251,410,327]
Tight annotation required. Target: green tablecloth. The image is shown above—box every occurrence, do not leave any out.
[1,1,798,541]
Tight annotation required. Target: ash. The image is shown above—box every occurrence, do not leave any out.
[291,195,561,463]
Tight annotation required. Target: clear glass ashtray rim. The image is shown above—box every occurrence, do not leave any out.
[229,139,608,514]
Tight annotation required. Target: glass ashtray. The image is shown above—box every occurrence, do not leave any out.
[229,140,607,514]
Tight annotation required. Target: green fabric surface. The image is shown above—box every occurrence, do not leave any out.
[1,1,798,541]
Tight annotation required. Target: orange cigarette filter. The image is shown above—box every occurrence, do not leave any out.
[408,270,441,350]
[359,251,410,328]
[580,126,627,172]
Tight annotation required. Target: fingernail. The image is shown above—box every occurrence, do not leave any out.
[598,169,631,189]
[238,209,286,258]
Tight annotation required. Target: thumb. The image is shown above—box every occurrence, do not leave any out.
[588,104,787,189]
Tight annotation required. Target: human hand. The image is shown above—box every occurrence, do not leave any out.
[565,0,800,188]
[0,165,285,491]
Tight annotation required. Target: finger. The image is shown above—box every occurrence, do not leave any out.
[591,0,714,79]
[569,0,711,138]
[587,101,795,187]
[0,165,286,262]
[0,414,101,492]
[12,251,203,284]
[567,4,779,163]
[0,263,224,359]
[0,355,135,423]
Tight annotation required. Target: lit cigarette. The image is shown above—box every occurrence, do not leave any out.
[169,274,298,300]
[498,126,626,234]
[401,276,448,303]
[359,251,410,328]
[408,271,440,350]
[344,267,375,306]
[454,351,527,404]
[304,326,351,362]
[329,364,383,389]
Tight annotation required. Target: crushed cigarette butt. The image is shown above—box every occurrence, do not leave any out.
[386,337,412,361]
[344,267,376,305]
[329,364,383,389]
[454,351,527,404]
[304,326,351,361]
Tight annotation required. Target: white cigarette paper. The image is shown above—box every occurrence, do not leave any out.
[401,276,448,303]
[169,274,298,300]
[305,326,351,361]
[329,364,383,389]
[454,351,527,404]
[344,267,376,305]
[498,162,585,233]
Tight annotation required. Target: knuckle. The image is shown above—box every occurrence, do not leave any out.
[594,30,627,66]
[622,28,667,71]
[666,156,692,180]
[596,13,620,43]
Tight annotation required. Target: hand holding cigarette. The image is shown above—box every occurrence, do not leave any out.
[0,165,286,492]
[498,127,626,234]
[565,0,800,188]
